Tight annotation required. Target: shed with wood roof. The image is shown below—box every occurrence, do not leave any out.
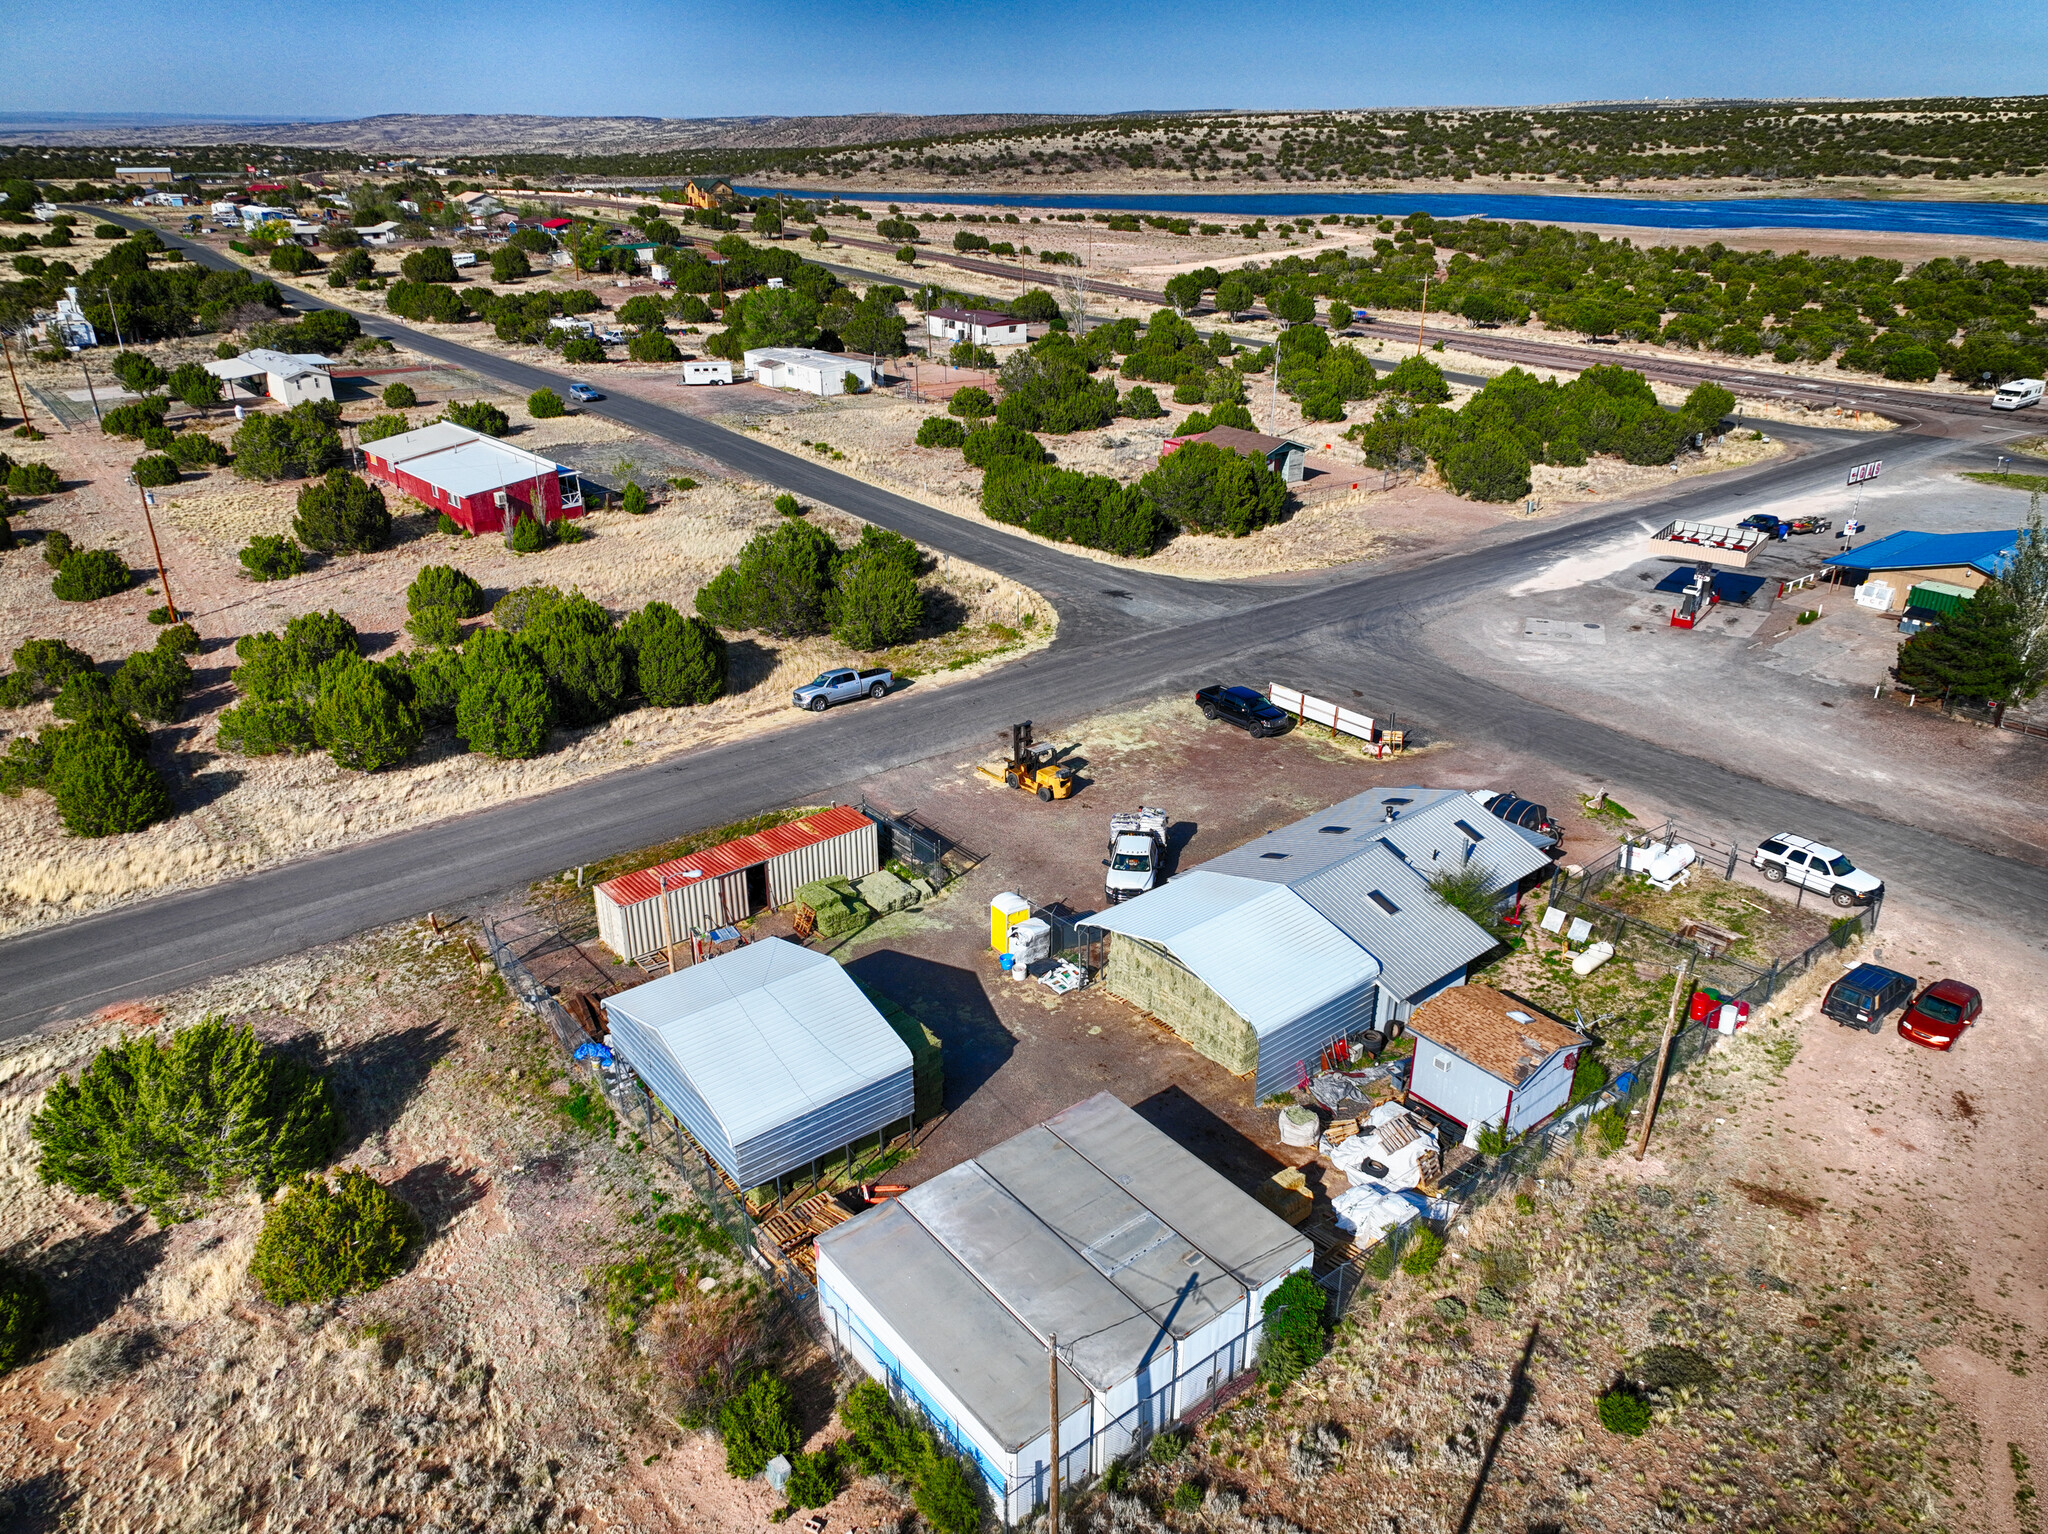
[1160,424,1308,483]
[1404,984,1587,1143]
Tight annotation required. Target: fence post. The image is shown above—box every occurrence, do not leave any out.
[1635,953,1696,1162]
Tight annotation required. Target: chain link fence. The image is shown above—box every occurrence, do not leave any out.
[482,917,758,1260]
[1313,1009,1725,1317]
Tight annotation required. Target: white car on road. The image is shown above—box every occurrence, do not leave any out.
[1752,833,1884,907]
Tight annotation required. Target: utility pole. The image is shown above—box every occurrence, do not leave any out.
[2,333,33,430]
[81,362,103,424]
[129,472,180,626]
[1634,952,1696,1161]
[1047,1333,1061,1534]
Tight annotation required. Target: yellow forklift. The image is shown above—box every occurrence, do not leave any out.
[976,721,1076,802]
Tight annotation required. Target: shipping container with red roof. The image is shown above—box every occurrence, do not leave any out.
[596,806,878,960]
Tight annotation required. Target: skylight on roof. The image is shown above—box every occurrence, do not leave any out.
[1319,825,1350,835]
[1368,890,1399,914]
[1260,852,1290,860]
[1506,1010,1532,1023]
[1454,819,1487,841]
[1383,797,1413,807]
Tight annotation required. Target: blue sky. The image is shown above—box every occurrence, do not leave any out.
[5,0,2045,119]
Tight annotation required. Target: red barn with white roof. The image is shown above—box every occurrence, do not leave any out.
[359,422,583,535]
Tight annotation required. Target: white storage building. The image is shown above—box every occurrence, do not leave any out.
[925,307,1030,347]
[1083,874,1383,1099]
[594,805,878,962]
[743,347,874,395]
[1404,984,1587,1142]
[817,1092,1312,1520]
[1087,787,1555,1097]
[202,347,336,405]
[602,938,914,1189]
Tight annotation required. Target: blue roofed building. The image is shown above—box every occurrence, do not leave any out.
[1824,529,2018,613]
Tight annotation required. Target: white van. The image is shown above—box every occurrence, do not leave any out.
[682,359,733,385]
[1993,378,2044,411]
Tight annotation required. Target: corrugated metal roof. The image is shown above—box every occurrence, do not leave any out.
[1045,1093,1311,1294]
[978,1127,1241,1343]
[897,1159,1167,1394]
[1824,529,2017,577]
[819,1201,1093,1454]
[603,938,911,1146]
[1293,847,1496,1001]
[1194,787,1549,1003]
[599,806,872,907]
[1083,873,1379,1041]
[818,1094,1307,1448]
[361,421,568,499]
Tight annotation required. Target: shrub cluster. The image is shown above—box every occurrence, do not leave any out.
[528,387,566,419]
[217,610,420,771]
[839,1381,983,1534]
[386,279,467,323]
[719,1371,802,1478]
[981,460,1170,556]
[167,431,228,469]
[239,533,307,582]
[443,399,510,437]
[1347,361,1735,502]
[101,399,171,439]
[132,452,180,488]
[1257,1270,1329,1387]
[50,541,131,601]
[695,521,924,649]
[249,1170,421,1305]
[8,460,64,496]
[382,381,418,409]
[0,1263,46,1375]
[1138,439,1289,538]
[406,563,486,643]
[30,1017,342,1221]
[232,400,344,481]
[292,469,391,553]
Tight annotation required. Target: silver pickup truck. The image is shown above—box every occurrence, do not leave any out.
[792,667,893,712]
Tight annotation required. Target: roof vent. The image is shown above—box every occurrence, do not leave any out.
[1368,890,1400,914]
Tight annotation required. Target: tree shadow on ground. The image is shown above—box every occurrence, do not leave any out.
[724,638,782,695]
[390,1157,489,1238]
[0,1469,74,1534]
[1131,1084,1287,1190]
[25,1214,170,1351]
[915,585,971,639]
[321,1019,460,1154]
[841,951,1013,1111]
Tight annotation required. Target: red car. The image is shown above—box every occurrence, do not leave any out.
[1897,980,1982,1050]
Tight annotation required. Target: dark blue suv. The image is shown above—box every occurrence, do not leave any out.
[1195,685,1291,738]
[1823,964,1916,1032]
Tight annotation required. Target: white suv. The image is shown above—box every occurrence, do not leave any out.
[1752,833,1884,907]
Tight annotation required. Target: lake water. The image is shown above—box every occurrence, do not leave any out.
[741,186,2048,243]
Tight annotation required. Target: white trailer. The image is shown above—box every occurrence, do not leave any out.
[682,359,733,385]
[1993,378,2044,411]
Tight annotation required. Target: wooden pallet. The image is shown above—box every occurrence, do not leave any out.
[757,1192,854,1268]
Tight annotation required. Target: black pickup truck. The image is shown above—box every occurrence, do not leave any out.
[1194,684,1292,738]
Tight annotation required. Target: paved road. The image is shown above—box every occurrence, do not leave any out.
[7,214,2040,1034]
